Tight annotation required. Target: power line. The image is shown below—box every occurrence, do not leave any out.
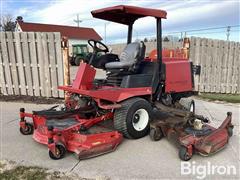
[187,30,239,35]
[162,25,240,41]
[164,25,240,35]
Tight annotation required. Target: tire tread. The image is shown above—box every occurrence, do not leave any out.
[114,97,150,139]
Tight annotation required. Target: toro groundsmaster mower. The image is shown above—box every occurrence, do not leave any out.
[19,5,233,160]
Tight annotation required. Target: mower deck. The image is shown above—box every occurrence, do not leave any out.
[19,107,122,160]
[150,107,234,161]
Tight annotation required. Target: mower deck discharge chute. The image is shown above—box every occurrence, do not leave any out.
[19,5,233,160]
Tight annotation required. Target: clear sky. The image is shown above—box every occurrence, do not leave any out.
[1,0,239,43]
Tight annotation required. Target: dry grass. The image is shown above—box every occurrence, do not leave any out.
[198,93,240,103]
[0,160,92,180]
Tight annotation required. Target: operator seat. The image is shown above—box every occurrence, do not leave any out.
[105,42,146,72]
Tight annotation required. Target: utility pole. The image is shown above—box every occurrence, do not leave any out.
[104,22,110,44]
[104,23,106,43]
[74,14,82,27]
[133,29,139,41]
[184,31,187,38]
[226,26,231,41]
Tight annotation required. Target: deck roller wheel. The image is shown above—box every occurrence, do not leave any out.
[149,127,163,141]
[227,127,233,137]
[114,97,152,139]
[179,99,195,113]
[49,144,66,160]
[179,146,192,161]
[189,100,195,113]
[20,123,34,135]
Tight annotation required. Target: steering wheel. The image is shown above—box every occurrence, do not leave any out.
[88,39,109,53]
[87,39,109,65]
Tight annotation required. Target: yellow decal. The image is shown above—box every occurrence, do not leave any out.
[92,141,101,146]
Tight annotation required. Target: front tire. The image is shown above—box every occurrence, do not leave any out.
[114,98,152,139]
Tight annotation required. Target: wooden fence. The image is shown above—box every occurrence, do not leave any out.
[190,37,240,94]
[0,33,239,96]
[0,32,64,98]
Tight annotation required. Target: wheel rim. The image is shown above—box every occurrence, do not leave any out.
[190,103,194,112]
[55,148,61,158]
[132,109,149,131]
[26,126,31,133]
[22,126,30,133]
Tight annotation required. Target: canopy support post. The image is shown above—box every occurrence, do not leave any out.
[127,23,133,44]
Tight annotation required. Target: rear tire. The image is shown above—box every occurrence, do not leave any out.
[114,98,152,139]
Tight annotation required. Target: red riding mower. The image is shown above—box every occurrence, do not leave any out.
[19,5,233,160]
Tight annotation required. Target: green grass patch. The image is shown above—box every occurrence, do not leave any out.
[0,166,49,180]
[0,160,91,180]
[0,162,89,180]
[0,162,6,170]
[199,93,240,103]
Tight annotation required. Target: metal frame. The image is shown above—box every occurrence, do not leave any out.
[156,18,162,73]
[125,17,163,100]
[126,18,163,67]
[127,23,133,44]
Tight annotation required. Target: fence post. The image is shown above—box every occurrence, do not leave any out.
[183,37,190,59]
[61,37,70,99]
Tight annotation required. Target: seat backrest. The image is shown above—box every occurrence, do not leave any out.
[119,42,145,67]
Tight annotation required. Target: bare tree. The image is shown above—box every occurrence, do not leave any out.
[0,14,16,31]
